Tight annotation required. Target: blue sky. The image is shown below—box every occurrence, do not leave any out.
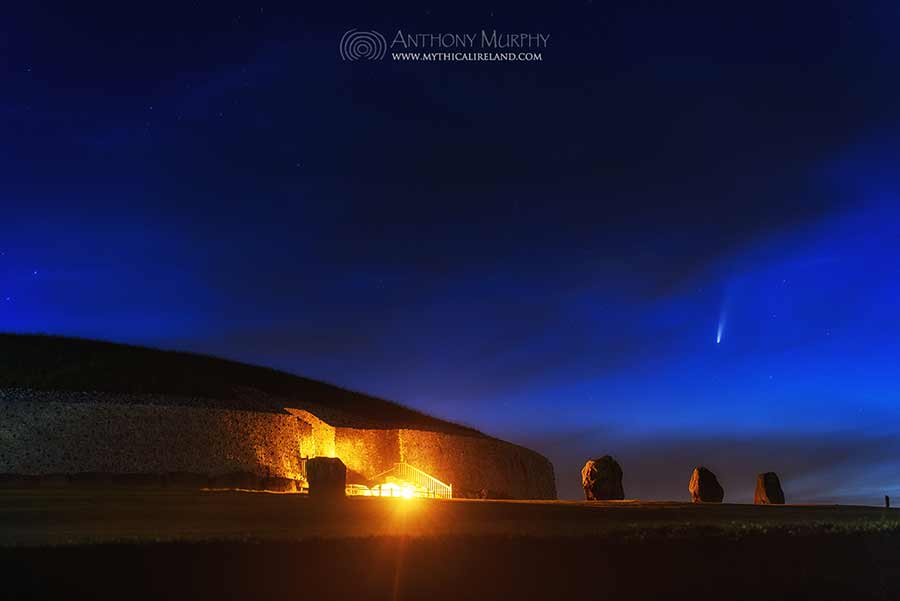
[2,1,899,502]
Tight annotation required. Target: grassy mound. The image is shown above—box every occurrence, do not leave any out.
[0,334,480,435]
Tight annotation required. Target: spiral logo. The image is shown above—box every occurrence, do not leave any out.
[340,29,387,61]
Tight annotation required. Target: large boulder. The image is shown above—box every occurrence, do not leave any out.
[754,472,785,504]
[689,467,724,503]
[307,457,347,499]
[581,456,625,500]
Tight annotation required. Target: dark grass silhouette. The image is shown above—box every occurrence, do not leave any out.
[3,489,900,599]
[0,333,481,435]
[4,533,900,601]
[8,489,900,546]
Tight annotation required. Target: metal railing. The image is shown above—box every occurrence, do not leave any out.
[370,462,452,499]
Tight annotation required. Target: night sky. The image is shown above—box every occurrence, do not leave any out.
[3,2,899,503]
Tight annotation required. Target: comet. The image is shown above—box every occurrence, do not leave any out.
[716,309,727,344]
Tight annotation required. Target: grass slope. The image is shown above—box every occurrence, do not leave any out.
[0,334,480,435]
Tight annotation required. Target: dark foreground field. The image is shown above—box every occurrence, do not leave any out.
[2,489,899,600]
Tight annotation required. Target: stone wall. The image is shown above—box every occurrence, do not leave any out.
[285,408,335,458]
[332,427,557,499]
[0,400,306,479]
[0,389,557,499]
[334,426,399,483]
[398,429,556,499]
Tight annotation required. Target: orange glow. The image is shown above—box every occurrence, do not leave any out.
[369,463,452,499]
[369,481,423,499]
[346,484,372,496]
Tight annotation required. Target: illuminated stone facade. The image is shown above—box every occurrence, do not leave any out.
[0,389,556,499]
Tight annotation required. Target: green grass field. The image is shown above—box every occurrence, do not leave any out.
[3,489,900,599]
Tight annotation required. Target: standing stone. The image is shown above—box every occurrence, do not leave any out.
[754,472,785,504]
[689,467,724,503]
[581,456,625,500]
[307,457,347,499]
